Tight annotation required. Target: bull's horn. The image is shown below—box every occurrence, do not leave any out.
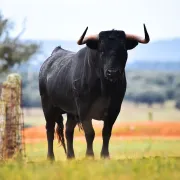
[77,27,98,45]
[126,24,150,44]
[77,27,88,45]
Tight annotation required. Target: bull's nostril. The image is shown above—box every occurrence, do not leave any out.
[106,69,119,78]
[107,70,111,74]
[106,70,112,76]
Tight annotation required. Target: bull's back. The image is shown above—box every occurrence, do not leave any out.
[39,48,77,112]
[39,48,75,96]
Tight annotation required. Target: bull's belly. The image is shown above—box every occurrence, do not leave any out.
[52,95,77,114]
[53,96,110,121]
[88,97,110,121]
[52,95,110,121]
[48,80,110,120]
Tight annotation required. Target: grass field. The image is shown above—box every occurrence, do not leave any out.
[23,101,180,128]
[1,157,180,180]
[23,101,180,139]
[1,139,180,180]
[0,101,180,179]
[26,138,180,161]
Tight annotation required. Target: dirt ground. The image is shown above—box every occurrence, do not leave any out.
[24,121,180,143]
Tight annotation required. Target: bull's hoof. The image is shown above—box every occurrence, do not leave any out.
[67,154,75,160]
[86,151,94,157]
[47,154,55,162]
[100,152,110,159]
[85,153,94,160]
[101,155,110,159]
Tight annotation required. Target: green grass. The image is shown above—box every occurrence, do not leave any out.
[1,157,180,180]
[3,101,180,179]
[26,139,180,161]
[1,138,180,180]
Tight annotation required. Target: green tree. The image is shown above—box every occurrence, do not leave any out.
[0,11,40,72]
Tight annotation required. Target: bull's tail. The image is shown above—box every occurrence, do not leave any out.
[56,118,67,154]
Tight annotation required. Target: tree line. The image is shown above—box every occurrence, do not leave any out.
[17,70,180,109]
[125,70,180,109]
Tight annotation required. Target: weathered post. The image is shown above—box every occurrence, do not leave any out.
[0,74,25,160]
[0,100,6,160]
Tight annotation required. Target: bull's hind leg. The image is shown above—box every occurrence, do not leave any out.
[41,95,58,161]
[45,110,58,161]
[82,119,95,158]
[65,114,77,159]
[46,119,56,161]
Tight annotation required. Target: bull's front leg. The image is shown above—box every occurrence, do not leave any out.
[101,108,120,159]
[82,119,95,158]
[74,95,95,158]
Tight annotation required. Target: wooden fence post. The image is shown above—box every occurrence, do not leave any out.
[0,73,25,160]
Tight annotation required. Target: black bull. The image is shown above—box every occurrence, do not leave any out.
[39,24,150,160]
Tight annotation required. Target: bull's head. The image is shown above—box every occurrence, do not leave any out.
[77,24,150,82]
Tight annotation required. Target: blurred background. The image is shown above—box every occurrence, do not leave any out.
[0,0,180,138]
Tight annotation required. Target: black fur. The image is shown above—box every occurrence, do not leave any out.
[39,29,147,160]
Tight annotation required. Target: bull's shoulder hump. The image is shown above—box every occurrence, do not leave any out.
[39,46,78,76]
[51,46,76,55]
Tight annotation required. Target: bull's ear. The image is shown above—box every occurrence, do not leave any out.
[126,39,139,50]
[86,40,98,50]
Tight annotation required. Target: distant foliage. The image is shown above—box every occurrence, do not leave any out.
[175,98,180,110]
[175,91,180,110]
[125,70,180,107]
[0,11,40,73]
[15,70,180,108]
[134,91,166,107]
[21,72,41,108]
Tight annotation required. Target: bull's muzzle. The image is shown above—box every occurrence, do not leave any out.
[106,69,121,82]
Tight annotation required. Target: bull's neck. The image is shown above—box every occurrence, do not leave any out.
[78,47,123,97]
[83,48,112,97]
[82,47,100,77]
